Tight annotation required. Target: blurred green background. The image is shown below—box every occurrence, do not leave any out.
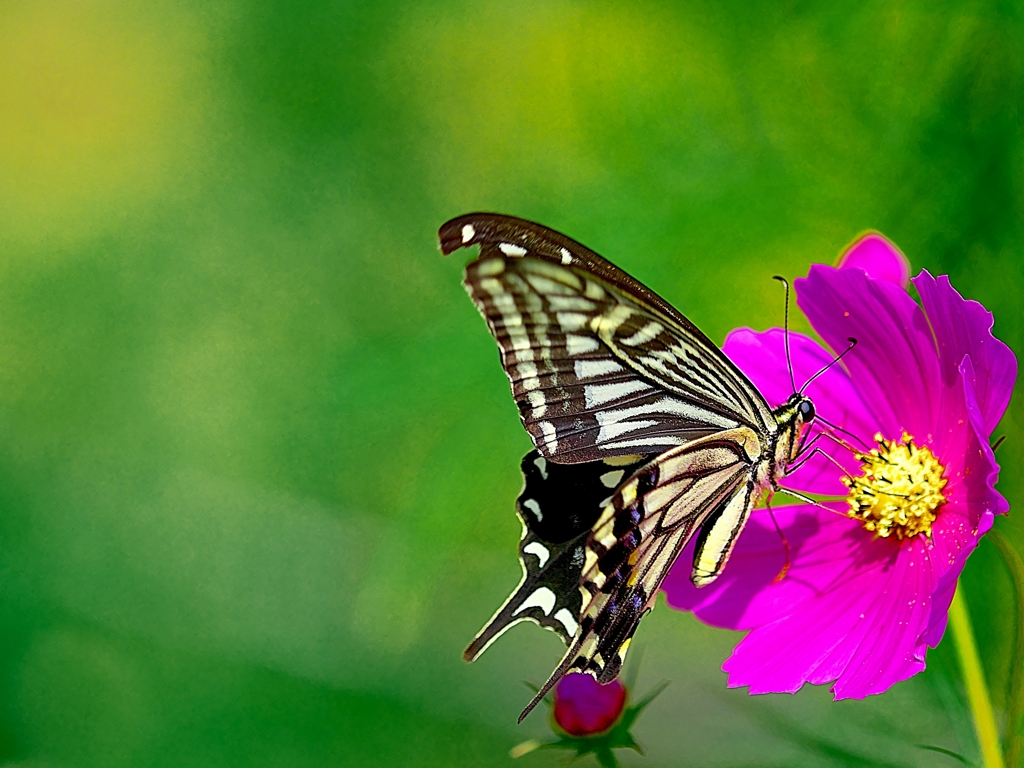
[0,0,1021,765]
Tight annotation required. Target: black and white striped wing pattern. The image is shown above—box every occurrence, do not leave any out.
[519,429,762,721]
[440,213,775,463]
[464,450,651,661]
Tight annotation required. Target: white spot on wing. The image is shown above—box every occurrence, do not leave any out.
[499,242,528,257]
[517,362,541,392]
[517,361,538,380]
[597,417,659,442]
[592,305,633,336]
[489,288,515,309]
[522,259,582,289]
[527,390,546,418]
[539,421,558,452]
[584,379,651,407]
[604,436,685,450]
[600,470,625,488]
[475,258,504,276]
[575,359,623,379]
[560,247,572,265]
[525,274,574,296]
[513,587,557,617]
[522,498,543,521]
[602,454,644,467]
[565,334,600,355]
[600,398,737,430]
[533,455,548,479]
[621,321,664,347]
[461,224,476,243]
[584,280,605,300]
[523,541,550,568]
[556,312,588,331]
[555,608,579,636]
[548,296,596,312]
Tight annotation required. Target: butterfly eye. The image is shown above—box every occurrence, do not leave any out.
[799,400,816,422]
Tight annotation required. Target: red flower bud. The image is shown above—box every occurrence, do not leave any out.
[552,673,627,737]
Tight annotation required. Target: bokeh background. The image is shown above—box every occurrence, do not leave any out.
[0,0,1021,765]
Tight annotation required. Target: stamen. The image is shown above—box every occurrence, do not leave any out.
[842,432,947,540]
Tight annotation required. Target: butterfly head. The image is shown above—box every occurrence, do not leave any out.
[798,397,815,423]
[776,392,816,424]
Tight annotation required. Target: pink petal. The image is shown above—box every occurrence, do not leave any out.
[722,329,879,496]
[930,370,973,472]
[957,356,1009,517]
[923,357,1007,645]
[836,232,911,288]
[721,536,908,696]
[796,265,941,445]
[719,527,958,699]
[922,509,993,648]
[826,537,930,697]
[914,270,1017,435]
[663,503,858,631]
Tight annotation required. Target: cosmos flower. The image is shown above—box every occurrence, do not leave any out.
[662,233,1017,699]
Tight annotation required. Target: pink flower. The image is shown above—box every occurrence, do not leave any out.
[553,673,627,736]
[662,234,1017,699]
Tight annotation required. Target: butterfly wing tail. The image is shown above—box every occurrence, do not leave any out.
[462,555,580,663]
[463,601,526,663]
[517,634,588,723]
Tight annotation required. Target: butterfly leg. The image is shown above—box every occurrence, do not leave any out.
[764,495,791,583]
[787,444,855,481]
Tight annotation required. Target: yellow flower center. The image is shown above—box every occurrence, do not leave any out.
[842,432,948,540]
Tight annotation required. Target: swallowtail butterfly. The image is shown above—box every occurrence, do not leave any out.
[440,213,821,721]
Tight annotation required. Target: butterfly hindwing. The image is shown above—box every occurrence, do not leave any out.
[442,213,775,463]
[518,429,762,720]
[464,450,651,661]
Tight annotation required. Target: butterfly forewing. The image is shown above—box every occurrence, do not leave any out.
[448,214,774,463]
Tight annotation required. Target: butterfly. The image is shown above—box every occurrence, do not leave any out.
[440,213,833,721]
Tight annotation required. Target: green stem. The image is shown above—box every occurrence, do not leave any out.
[990,529,1024,768]
[949,581,1005,768]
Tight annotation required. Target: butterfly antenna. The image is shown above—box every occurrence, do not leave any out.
[798,337,858,394]
[772,276,797,395]
[993,435,1007,452]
